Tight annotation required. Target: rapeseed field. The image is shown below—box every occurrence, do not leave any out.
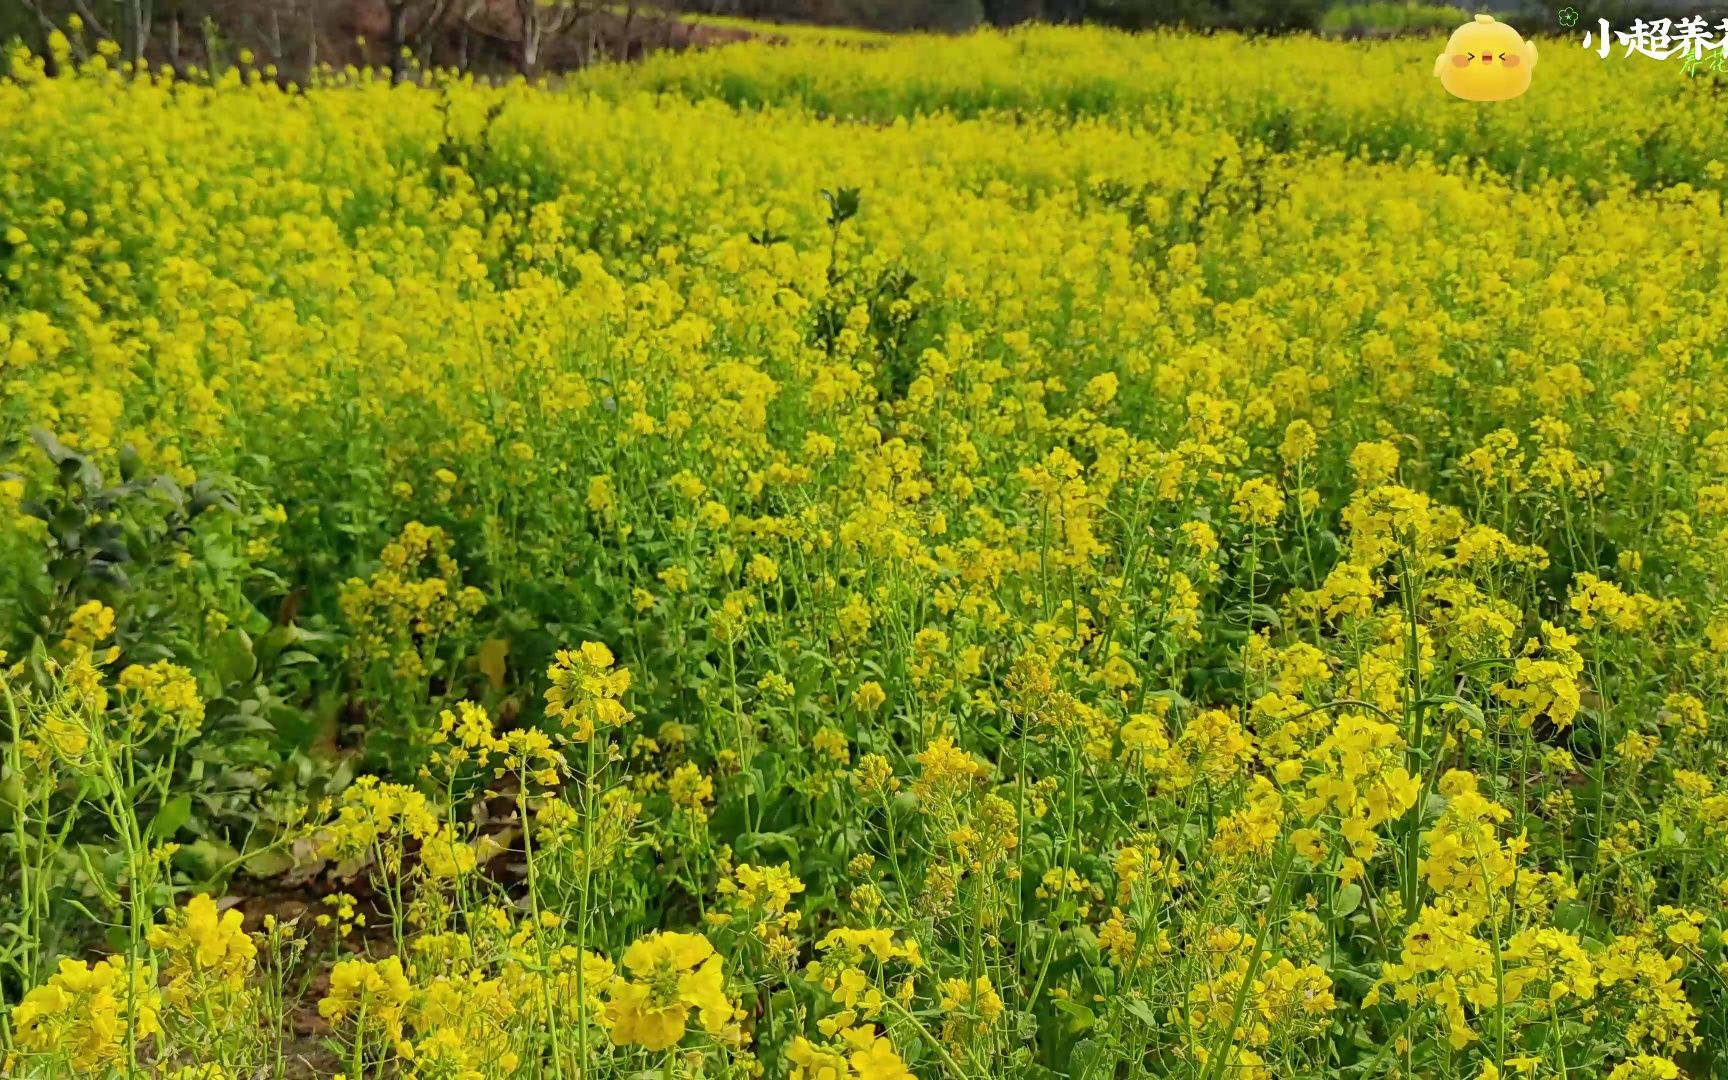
[2,22,1727,1080]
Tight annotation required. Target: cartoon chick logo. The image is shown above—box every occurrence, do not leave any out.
[1435,14,1538,101]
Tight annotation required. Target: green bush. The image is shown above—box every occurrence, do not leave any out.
[1228,0,1331,31]
[1319,1,1470,34]
[1093,0,1335,32]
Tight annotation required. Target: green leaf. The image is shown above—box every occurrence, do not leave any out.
[149,793,193,842]
[735,830,800,863]
[242,849,296,877]
[1334,883,1363,917]
[210,628,257,686]
[902,1036,927,1066]
[1052,996,1096,1034]
[30,427,76,466]
[822,186,862,228]
[1123,995,1161,1028]
[1249,602,1283,628]
[256,624,299,664]
[175,838,242,878]
[1419,694,1484,723]
[1552,900,1588,932]
[1068,1036,1103,1080]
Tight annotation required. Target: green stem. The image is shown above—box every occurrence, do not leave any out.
[1201,849,1295,1080]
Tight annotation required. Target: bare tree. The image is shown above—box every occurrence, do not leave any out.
[14,0,79,72]
[121,0,152,64]
[451,0,485,72]
[616,0,638,60]
[515,0,589,78]
[153,1,217,75]
[72,0,116,47]
[384,0,455,84]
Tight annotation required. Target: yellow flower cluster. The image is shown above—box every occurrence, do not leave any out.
[604,931,734,1051]
[10,956,161,1072]
[339,522,486,686]
[5,19,1728,1080]
[146,893,258,1012]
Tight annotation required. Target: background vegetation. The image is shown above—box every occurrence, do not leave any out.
[11,0,1701,81]
[3,15,1728,1080]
